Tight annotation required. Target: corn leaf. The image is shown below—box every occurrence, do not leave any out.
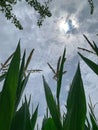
[89,113,98,130]
[25,49,34,71]
[85,117,91,130]
[15,51,26,109]
[63,64,86,130]
[84,125,90,130]
[0,43,20,130]
[92,41,98,56]
[78,52,98,75]
[83,35,98,56]
[43,76,62,130]
[11,97,32,130]
[31,105,38,130]
[15,73,30,109]
[56,48,66,101]
[0,73,6,82]
[42,118,57,130]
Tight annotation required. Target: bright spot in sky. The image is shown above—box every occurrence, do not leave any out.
[59,20,69,33]
[59,17,79,34]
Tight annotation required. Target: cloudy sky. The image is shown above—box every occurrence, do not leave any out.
[0,0,98,125]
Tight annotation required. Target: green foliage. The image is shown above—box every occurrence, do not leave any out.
[25,0,52,27]
[0,37,98,130]
[78,35,98,130]
[0,42,38,130]
[63,64,86,130]
[56,49,66,114]
[43,49,87,130]
[78,53,98,75]
[43,76,62,130]
[11,97,32,130]
[0,0,52,29]
[0,43,20,130]
[42,118,57,130]
[0,0,23,29]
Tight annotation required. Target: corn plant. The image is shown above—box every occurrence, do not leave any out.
[42,48,87,130]
[0,37,98,130]
[0,42,38,130]
[78,35,98,130]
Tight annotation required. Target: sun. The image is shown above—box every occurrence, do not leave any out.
[58,16,79,34]
[59,20,70,34]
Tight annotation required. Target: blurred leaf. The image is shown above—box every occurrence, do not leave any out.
[0,43,20,130]
[88,97,98,130]
[25,49,34,71]
[84,124,90,130]
[43,76,62,130]
[0,73,6,82]
[42,118,57,130]
[11,97,32,130]
[1,52,14,69]
[15,51,26,109]
[92,41,98,56]
[78,52,98,75]
[83,35,98,56]
[56,49,66,105]
[78,47,95,54]
[31,105,38,130]
[47,54,66,81]
[88,0,94,14]
[15,73,30,109]
[47,62,56,74]
[89,113,98,130]
[63,64,86,130]
[85,117,91,130]
[88,96,96,120]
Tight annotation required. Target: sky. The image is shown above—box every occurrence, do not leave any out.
[0,0,98,126]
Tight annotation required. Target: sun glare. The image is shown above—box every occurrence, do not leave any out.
[58,16,79,34]
[59,20,69,33]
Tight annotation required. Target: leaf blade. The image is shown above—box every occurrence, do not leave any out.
[78,52,98,75]
[43,76,62,130]
[63,64,87,130]
[0,43,20,130]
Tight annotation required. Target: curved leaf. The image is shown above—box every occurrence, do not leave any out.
[0,43,20,130]
[63,64,86,130]
[78,52,98,75]
[43,76,62,130]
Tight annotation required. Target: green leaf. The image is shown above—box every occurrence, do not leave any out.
[92,41,98,56]
[42,118,57,130]
[31,105,38,130]
[0,43,20,130]
[83,35,98,55]
[56,48,66,102]
[85,117,91,130]
[15,51,26,109]
[84,124,90,130]
[43,76,62,130]
[90,113,98,130]
[63,64,86,130]
[78,52,98,75]
[11,97,32,130]
[0,73,6,82]
[88,97,98,130]
[25,49,34,71]
[16,73,30,109]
